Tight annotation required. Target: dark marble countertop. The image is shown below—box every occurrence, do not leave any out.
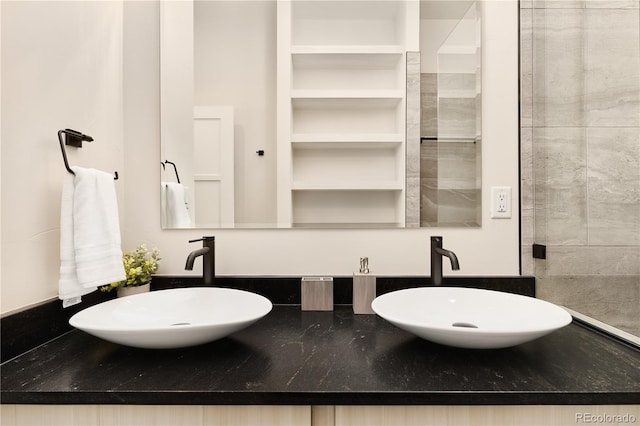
[2,305,639,406]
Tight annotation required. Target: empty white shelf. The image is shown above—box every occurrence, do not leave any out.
[291,182,403,191]
[291,45,403,55]
[291,89,404,100]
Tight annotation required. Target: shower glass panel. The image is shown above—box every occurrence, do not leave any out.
[523,4,640,336]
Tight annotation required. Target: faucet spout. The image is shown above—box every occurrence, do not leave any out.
[430,236,460,286]
[185,247,210,270]
[185,236,216,286]
[434,247,460,271]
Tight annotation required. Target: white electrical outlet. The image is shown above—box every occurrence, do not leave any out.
[491,186,511,219]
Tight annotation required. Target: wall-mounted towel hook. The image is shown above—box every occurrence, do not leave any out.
[163,160,181,184]
[58,129,119,180]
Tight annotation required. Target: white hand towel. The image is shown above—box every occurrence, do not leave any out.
[59,167,126,307]
[160,182,168,228]
[164,182,192,228]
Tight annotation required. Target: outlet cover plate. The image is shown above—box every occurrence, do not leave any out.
[491,186,512,219]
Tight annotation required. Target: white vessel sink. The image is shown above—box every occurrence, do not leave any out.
[69,287,272,349]
[371,287,572,349]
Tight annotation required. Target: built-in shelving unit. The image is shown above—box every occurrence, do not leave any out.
[277,0,414,227]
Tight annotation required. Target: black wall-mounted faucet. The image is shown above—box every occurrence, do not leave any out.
[185,236,215,286]
[430,236,460,286]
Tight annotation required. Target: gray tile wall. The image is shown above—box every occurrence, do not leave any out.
[420,73,480,226]
[520,0,640,336]
[421,74,438,138]
[406,52,421,228]
[420,140,439,225]
[420,73,439,225]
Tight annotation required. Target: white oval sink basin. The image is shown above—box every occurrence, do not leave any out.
[69,287,273,349]
[371,287,572,349]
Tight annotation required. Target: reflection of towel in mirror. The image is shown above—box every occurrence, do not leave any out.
[161,182,192,228]
[59,167,126,307]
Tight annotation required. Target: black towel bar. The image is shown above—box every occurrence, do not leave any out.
[58,129,118,180]
[163,160,181,184]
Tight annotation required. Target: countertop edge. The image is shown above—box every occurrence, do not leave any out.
[2,390,640,406]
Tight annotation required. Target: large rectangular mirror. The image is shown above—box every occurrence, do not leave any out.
[160,0,481,229]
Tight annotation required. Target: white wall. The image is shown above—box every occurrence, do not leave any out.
[1,1,124,313]
[0,1,3,309]
[1,0,520,315]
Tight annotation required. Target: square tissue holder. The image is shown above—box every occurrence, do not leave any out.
[301,277,333,311]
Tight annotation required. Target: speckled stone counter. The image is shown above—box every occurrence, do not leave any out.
[2,305,639,405]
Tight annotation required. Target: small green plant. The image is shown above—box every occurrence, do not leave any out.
[101,244,161,292]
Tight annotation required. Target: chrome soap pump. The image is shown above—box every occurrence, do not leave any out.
[353,256,376,315]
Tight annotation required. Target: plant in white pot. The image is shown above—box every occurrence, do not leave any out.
[101,244,161,297]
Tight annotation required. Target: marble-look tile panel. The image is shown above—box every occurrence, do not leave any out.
[521,224,535,276]
[536,275,640,336]
[437,74,476,140]
[587,127,640,182]
[420,142,438,225]
[584,9,640,126]
[588,178,640,245]
[437,188,480,226]
[420,177,438,225]
[420,73,437,138]
[520,9,534,128]
[587,127,640,245]
[532,9,585,127]
[475,94,482,142]
[474,140,482,186]
[474,142,482,225]
[534,256,549,280]
[534,127,588,245]
[532,129,548,245]
[438,73,475,93]
[544,183,589,245]
[521,128,534,184]
[406,52,421,228]
[533,0,585,8]
[420,141,437,179]
[545,246,640,276]
[521,128,535,276]
[585,0,639,8]
[406,52,421,178]
[544,128,587,184]
[437,142,478,186]
[406,177,421,228]
[437,98,476,139]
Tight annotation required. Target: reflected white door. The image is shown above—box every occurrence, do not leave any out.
[193,106,235,226]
